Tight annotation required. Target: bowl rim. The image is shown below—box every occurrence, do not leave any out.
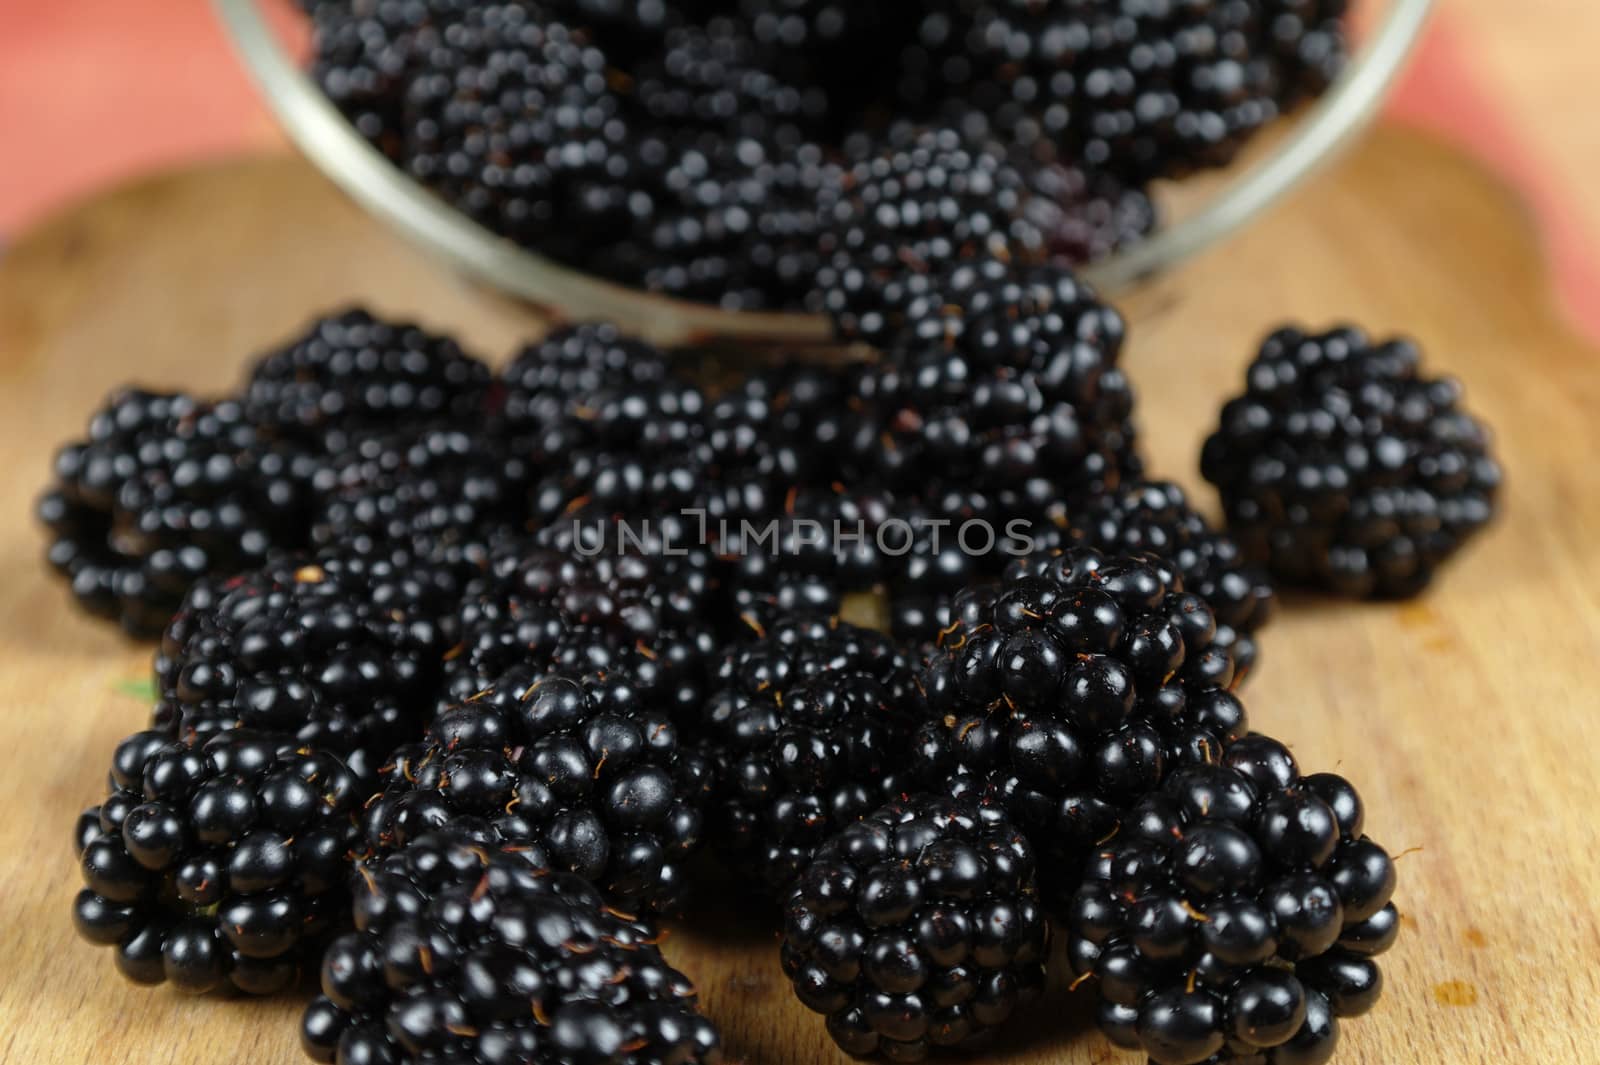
[213,0,1436,345]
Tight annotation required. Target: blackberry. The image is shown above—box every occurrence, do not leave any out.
[630,19,828,141]
[305,0,468,161]
[445,516,718,721]
[244,308,492,445]
[364,667,708,914]
[845,259,1142,512]
[780,792,1050,1061]
[1042,481,1276,677]
[611,134,831,310]
[811,126,1155,335]
[737,0,911,132]
[302,829,722,1065]
[530,382,709,526]
[721,485,895,634]
[911,547,1249,910]
[698,614,919,897]
[1201,327,1502,598]
[151,549,459,782]
[400,4,644,259]
[1065,735,1399,1065]
[699,361,874,524]
[39,390,314,636]
[1269,1,1350,105]
[498,326,711,525]
[310,425,530,573]
[73,729,364,994]
[899,0,1292,182]
[500,321,671,430]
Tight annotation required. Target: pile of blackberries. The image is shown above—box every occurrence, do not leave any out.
[46,194,1494,1059]
[298,0,1352,309]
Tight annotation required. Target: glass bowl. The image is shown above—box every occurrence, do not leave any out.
[214,0,1436,344]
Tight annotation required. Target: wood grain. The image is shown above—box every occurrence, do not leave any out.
[1,127,1597,1065]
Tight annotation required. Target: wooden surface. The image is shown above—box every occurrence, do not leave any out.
[1,127,1598,1064]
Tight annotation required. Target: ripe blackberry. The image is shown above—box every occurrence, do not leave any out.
[1042,481,1276,677]
[400,4,643,259]
[611,134,831,310]
[304,0,467,160]
[364,667,708,914]
[302,829,722,1065]
[445,516,718,721]
[501,321,671,427]
[1201,327,1502,598]
[532,383,710,526]
[720,485,895,634]
[73,729,364,994]
[899,0,1293,182]
[1065,735,1399,1065]
[698,614,919,897]
[811,126,1155,336]
[845,259,1143,512]
[244,308,492,445]
[737,0,911,132]
[39,390,314,636]
[151,549,459,781]
[498,325,711,525]
[1269,1,1351,105]
[630,19,827,141]
[310,425,530,573]
[911,547,1249,910]
[780,792,1049,1061]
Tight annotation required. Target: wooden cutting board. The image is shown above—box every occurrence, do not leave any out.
[0,126,1595,1065]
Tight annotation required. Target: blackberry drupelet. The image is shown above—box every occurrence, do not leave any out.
[151,549,459,782]
[73,728,365,994]
[781,792,1050,1061]
[1042,481,1276,677]
[811,126,1155,338]
[698,614,919,897]
[364,667,708,914]
[39,390,314,636]
[1065,735,1399,1065]
[302,828,722,1065]
[1201,326,1502,598]
[244,308,492,444]
[444,516,719,721]
[310,425,530,574]
[911,547,1249,910]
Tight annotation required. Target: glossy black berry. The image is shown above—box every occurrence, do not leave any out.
[1066,736,1399,1064]
[364,668,708,914]
[73,729,364,994]
[811,125,1154,339]
[912,547,1249,909]
[698,614,919,897]
[1040,480,1276,677]
[782,793,1049,1061]
[150,549,459,782]
[445,517,718,722]
[302,829,721,1065]
[1202,326,1502,598]
[39,390,315,636]
[243,308,492,444]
